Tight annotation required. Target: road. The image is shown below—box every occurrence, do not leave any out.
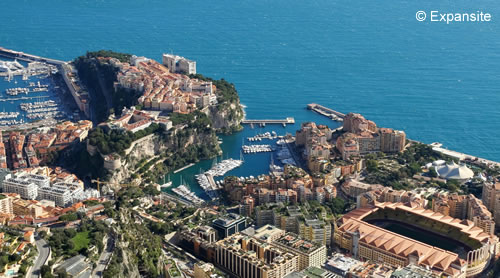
[28,237,50,278]
[92,235,115,277]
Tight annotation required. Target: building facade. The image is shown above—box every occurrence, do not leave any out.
[212,213,247,240]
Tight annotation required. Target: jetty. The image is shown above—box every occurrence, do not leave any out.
[307,103,345,121]
[173,163,195,174]
[0,46,66,65]
[241,117,295,127]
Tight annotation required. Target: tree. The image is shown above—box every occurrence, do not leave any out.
[39,230,48,239]
[41,265,53,278]
[366,160,378,173]
[429,167,438,178]
[329,198,346,215]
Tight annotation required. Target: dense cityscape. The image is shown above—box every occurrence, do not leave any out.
[0,45,499,278]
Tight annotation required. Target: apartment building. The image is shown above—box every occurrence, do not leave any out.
[215,234,298,278]
[0,194,12,214]
[37,184,73,207]
[2,174,38,200]
[272,232,327,271]
[300,218,331,246]
[482,181,500,227]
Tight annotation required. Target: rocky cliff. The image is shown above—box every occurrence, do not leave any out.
[206,102,243,133]
[106,128,219,184]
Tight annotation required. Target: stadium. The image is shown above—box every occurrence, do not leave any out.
[334,202,500,277]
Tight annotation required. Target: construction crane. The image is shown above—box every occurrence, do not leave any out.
[91,178,133,192]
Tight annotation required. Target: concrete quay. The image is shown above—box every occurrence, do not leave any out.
[307,103,345,121]
[0,46,66,65]
[241,117,295,126]
[429,142,500,168]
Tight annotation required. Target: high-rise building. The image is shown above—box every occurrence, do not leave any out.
[343,113,377,134]
[433,193,495,235]
[300,219,331,246]
[212,213,247,240]
[195,226,217,243]
[481,182,500,228]
[240,196,255,217]
[380,128,406,153]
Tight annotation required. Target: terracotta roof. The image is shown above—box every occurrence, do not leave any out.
[338,218,460,270]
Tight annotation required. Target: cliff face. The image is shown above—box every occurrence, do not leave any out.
[107,134,164,184]
[206,102,243,132]
[106,128,218,184]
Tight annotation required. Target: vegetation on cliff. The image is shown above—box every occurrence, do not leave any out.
[190,73,244,132]
[189,74,239,105]
[88,123,163,155]
[85,50,131,63]
[47,218,110,259]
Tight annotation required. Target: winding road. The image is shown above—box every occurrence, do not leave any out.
[28,237,50,278]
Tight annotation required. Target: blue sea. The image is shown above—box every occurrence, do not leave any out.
[1,0,499,194]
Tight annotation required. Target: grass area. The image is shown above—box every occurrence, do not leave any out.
[71,231,90,252]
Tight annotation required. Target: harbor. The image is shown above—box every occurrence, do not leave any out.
[172,184,205,205]
[0,47,79,129]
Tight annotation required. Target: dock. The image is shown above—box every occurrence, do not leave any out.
[241,117,295,127]
[307,103,345,121]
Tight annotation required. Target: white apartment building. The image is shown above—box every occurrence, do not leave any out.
[2,174,38,200]
[38,184,72,207]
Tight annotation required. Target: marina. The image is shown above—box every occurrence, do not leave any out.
[0,49,77,129]
[172,184,205,205]
[160,175,173,189]
[0,112,20,119]
[242,144,273,153]
[195,158,243,199]
[247,131,279,141]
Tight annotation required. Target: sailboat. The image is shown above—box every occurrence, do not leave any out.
[160,174,172,188]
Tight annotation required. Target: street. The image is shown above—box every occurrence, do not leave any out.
[92,235,115,277]
[28,237,50,278]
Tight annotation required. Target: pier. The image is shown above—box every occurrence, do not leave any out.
[173,163,195,174]
[241,117,295,126]
[307,103,345,121]
[0,96,50,102]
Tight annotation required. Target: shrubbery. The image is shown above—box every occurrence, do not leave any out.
[88,123,161,155]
